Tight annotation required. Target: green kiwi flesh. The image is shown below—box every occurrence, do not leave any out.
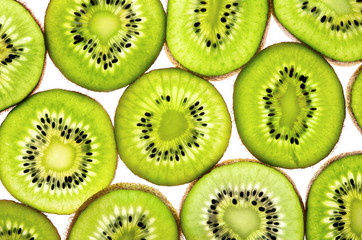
[234,42,345,168]
[114,68,231,186]
[181,160,304,240]
[0,0,45,111]
[273,0,362,62]
[307,152,362,239]
[0,200,60,240]
[45,0,165,91]
[67,183,180,240]
[347,65,362,133]
[166,0,269,77]
[0,89,117,214]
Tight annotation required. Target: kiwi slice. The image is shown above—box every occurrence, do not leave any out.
[347,65,362,133]
[0,200,60,240]
[114,68,231,186]
[273,0,362,63]
[166,0,270,78]
[306,152,362,239]
[45,0,165,91]
[67,183,180,239]
[0,0,45,111]
[181,159,304,240]
[233,42,345,168]
[0,89,117,214]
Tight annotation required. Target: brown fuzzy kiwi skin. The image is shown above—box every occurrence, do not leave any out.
[164,0,272,81]
[233,41,346,170]
[1,89,117,216]
[346,65,362,134]
[115,67,231,186]
[305,151,362,212]
[0,0,47,114]
[66,183,182,240]
[305,151,362,238]
[271,1,362,67]
[0,199,61,240]
[180,158,306,238]
[45,1,167,93]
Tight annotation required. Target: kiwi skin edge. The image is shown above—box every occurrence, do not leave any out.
[66,183,182,240]
[347,65,362,134]
[271,0,362,67]
[305,151,362,236]
[0,0,47,114]
[164,0,272,81]
[305,151,362,200]
[233,42,346,170]
[0,199,61,239]
[180,158,306,238]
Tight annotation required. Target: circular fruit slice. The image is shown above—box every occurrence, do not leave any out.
[45,0,165,91]
[181,160,304,240]
[0,89,117,214]
[67,183,180,240]
[347,65,362,133]
[166,0,269,77]
[273,0,362,62]
[115,68,231,186]
[234,42,345,168]
[307,152,362,240]
[0,0,45,111]
[0,200,60,240]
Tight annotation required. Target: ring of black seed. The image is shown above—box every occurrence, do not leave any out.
[206,187,281,240]
[20,111,95,191]
[263,66,318,145]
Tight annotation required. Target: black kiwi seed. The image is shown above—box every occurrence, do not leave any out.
[0,226,35,239]
[206,186,280,239]
[262,67,317,145]
[192,1,241,48]
[0,29,23,67]
[301,2,361,32]
[94,210,151,239]
[20,111,94,191]
[66,0,143,70]
[138,97,208,162]
[321,174,361,239]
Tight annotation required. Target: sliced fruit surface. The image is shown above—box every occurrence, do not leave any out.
[181,160,304,240]
[0,200,60,240]
[0,89,117,214]
[115,68,231,185]
[166,0,269,77]
[234,42,345,168]
[67,183,179,240]
[45,0,165,91]
[0,0,45,111]
[307,153,362,240]
[273,0,362,62]
[348,65,362,133]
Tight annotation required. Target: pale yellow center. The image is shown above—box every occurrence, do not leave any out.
[223,206,260,238]
[42,137,76,171]
[89,11,121,44]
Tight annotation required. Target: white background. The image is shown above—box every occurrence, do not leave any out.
[0,0,360,239]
